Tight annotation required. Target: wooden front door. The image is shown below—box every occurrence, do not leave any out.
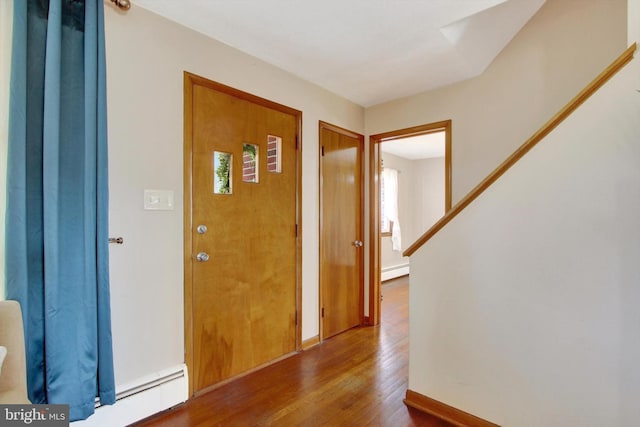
[185,73,301,395]
[319,122,364,339]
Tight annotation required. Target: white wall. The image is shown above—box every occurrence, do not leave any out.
[413,157,445,238]
[630,0,640,47]
[103,5,363,388]
[408,51,640,426]
[365,0,627,205]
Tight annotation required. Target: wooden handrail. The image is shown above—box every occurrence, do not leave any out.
[404,43,637,257]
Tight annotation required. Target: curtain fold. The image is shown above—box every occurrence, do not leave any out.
[0,0,14,298]
[383,168,402,251]
[5,0,115,420]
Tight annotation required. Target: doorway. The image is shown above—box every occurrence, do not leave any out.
[368,121,452,325]
[319,121,364,340]
[184,73,302,396]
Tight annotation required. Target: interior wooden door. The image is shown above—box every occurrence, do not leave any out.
[185,74,300,394]
[320,122,364,340]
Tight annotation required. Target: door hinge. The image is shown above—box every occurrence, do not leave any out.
[295,310,298,326]
[321,146,325,156]
[295,223,298,237]
[295,135,299,149]
[321,307,325,317]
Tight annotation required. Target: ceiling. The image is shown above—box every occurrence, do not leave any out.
[131,0,545,107]
[381,132,445,160]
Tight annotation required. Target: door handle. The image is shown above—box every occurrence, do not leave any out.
[196,252,210,262]
[353,240,363,247]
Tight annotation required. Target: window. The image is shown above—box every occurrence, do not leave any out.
[242,143,259,183]
[381,167,402,251]
[380,170,392,236]
[213,151,233,194]
[267,135,282,173]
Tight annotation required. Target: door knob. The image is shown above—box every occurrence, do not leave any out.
[353,240,363,247]
[196,252,210,262]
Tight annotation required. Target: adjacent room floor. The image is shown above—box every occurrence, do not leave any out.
[132,276,451,426]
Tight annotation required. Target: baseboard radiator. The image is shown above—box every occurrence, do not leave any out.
[72,364,188,426]
[381,263,410,281]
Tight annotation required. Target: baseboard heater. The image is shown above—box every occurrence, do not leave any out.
[74,365,188,426]
[96,367,185,407]
[381,264,410,281]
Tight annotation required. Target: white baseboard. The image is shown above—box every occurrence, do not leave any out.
[381,264,410,281]
[72,364,188,427]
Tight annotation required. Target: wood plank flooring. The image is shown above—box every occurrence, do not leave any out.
[131,276,452,426]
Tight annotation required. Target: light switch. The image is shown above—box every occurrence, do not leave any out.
[144,189,174,210]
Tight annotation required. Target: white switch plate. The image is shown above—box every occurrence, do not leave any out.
[144,189,174,210]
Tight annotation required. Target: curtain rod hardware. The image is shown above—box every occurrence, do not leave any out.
[108,0,131,11]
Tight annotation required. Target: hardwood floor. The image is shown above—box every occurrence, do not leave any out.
[131,276,451,426]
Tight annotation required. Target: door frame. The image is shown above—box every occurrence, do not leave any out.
[318,120,365,341]
[183,72,303,397]
[368,120,452,326]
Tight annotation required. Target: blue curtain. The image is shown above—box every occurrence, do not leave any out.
[5,0,115,421]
